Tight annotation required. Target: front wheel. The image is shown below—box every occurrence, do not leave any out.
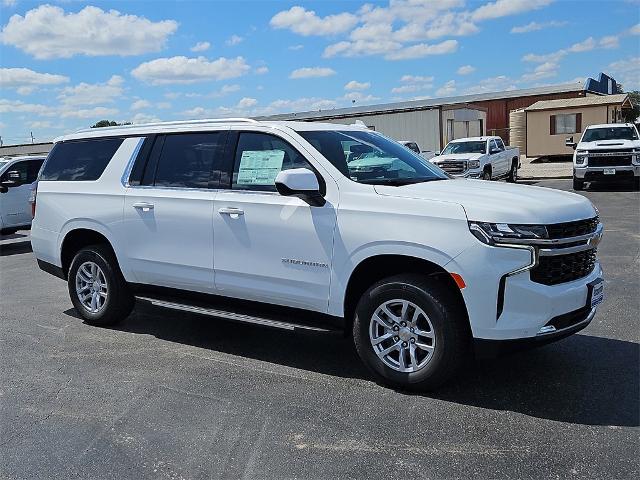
[353,274,470,391]
[68,245,134,326]
[482,170,491,181]
[573,176,585,191]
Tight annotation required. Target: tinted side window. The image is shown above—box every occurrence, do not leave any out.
[40,138,123,181]
[231,132,313,192]
[495,138,505,150]
[27,160,44,182]
[153,132,225,189]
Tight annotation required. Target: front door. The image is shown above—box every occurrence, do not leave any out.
[213,131,337,312]
[123,131,226,293]
[0,159,43,227]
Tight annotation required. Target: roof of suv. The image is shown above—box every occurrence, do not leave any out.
[57,118,370,143]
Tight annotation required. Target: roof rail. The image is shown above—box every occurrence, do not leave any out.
[74,117,259,134]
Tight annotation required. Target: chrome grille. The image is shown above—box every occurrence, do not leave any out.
[437,160,466,174]
[588,149,633,167]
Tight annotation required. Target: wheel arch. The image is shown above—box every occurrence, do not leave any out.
[341,254,470,336]
[59,226,118,278]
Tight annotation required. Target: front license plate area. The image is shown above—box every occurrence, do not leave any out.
[603,168,616,175]
[587,278,604,308]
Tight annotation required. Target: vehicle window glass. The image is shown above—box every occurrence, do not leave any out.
[27,160,44,182]
[154,132,225,189]
[1,161,28,183]
[40,138,123,181]
[582,127,639,142]
[490,140,499,152]
[441,141,486,155]
[232,132,314,192]
[299,130,447,185]
[495,138,505,150]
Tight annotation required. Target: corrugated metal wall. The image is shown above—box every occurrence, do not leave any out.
[317,109,442,153]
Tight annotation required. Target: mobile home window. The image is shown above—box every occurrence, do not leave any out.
[552,114,580,134]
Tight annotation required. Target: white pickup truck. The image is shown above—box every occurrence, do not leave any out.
[0,155,45,235]
[433,136,520,181]
[566,123,640,190]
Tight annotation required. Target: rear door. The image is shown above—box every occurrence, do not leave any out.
[212,129,337,312]
[123,130,227,293]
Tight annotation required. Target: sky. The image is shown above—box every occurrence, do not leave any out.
[0,0,639,144]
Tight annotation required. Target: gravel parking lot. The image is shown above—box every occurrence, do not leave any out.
[1,179,638,480]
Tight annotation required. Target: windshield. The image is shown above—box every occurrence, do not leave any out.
[582,127,639,142]
[441,141,486,155]
[298,130,448,185]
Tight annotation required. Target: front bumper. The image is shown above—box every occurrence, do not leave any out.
[574,165,640,180]
[445,224,604,342]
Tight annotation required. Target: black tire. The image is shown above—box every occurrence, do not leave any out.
[507,160,518,183]
[0,228,18,236]
[633,176,639,191]
[482,169,491,181]
[352,274,470,391]
[68,244,134,327]
[573,176,585,191]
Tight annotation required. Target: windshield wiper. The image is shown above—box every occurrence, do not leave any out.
[359,177,445,186]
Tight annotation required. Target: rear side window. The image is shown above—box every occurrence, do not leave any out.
[40,138,123,181]
[152,132,225,189]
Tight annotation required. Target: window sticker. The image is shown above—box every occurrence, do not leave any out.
[237,149,285,186]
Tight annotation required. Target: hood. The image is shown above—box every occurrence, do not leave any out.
[578,139,640,150]
[434,153,483,162]
[374,179,596,224]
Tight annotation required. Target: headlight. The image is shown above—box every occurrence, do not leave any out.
[468,160,480,169]
[468,221,548,245]
[575,150,588,165]
[633,148,640,165]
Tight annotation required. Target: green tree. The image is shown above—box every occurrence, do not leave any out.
[622,91,640,123]
[90,120,132,128]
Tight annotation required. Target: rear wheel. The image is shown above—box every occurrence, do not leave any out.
[353,274,470,391]
[573,176,585,191]
[68,244,134,326]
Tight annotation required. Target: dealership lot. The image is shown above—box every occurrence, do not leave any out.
[1,180,638,479]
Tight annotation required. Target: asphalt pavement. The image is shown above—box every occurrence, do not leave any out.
[1,179,638,479]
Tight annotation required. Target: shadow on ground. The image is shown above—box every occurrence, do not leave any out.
[0,240,32,256]
[65,302,639,428]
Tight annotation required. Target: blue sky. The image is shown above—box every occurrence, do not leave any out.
[1,0,638,144]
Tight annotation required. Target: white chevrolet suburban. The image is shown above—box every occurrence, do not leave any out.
[31,119,604,390]
[433,136,520,181]
[567,123,640,190]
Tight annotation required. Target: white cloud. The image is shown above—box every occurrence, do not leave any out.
[226,35,243,46]
[30,121,52,129]
[288,44,304,51]
[60,106,119,119]
[289,67,336,79]
[401,75,434,83]
[190,41,211,52]
[0,68,69,89]
[0,5,177,59]
[130,112,161,124]
[568,37,596,53]
[58,75,124,106]
[457,65,476,75]
[471,0,553,21]
[210,84,241,97]
[0,99,56,116]
[385,39,458,60]
[131,56,250,85]
[630,23,640,35]
[341,92,380,103]
[520,61,558,82]
[435,80,456,96]
[130,99,151,111]
[270,6,358,36]
[237,97,258,108]
[607,56,640,90]
[599,35,619,49]
[2,0,17,7]
[255,66,269,75]
[391,84,431,94]
[510,20,567,34]
[157,102,171,109]
[17,86,35,96]
[344,80,370,91]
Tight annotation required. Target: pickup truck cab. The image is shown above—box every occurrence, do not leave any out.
[567,123,640,190]
[399,140,436,160]
[0,155,45,235]
[433,136,519,181]
[31,119,603,390]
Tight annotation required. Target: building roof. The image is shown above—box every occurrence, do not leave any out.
[258,82,587,121]
[525,93,630,111]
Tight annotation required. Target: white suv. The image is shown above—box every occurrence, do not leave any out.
[31,118,604,390]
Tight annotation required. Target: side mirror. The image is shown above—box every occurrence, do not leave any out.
[565,137,577,149]
[275,168,325,206]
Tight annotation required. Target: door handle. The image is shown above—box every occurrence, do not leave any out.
[218,207,244,216]
[132,202,154,212]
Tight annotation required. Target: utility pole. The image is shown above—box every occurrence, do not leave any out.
[30,132,35,144]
